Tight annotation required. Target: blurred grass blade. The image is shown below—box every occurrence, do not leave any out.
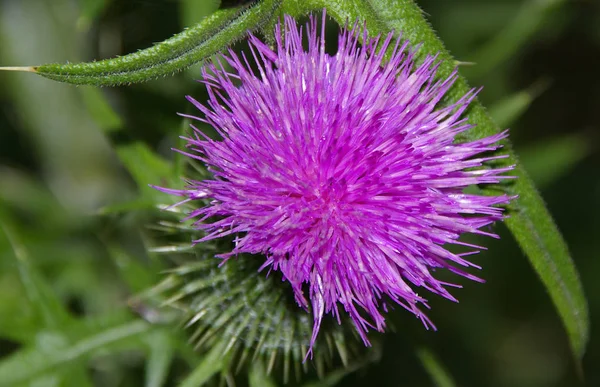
[180,0,220,28]
[467,0,566,78]
[31,375,61,387]
[145,330,175,387]
[0,319,150,386]
[301,368,352,387]
[174,114,194,182]
[249,361,278,387]
[97,199,159,215]
[0,0,122,213]
[519,132,592,188]
[416,348,456,387]
[301,346,381,387]
[1,0,283,86]
[77,0,112,31]
[117,143,173,202]
[0,168,66,222]
[179,343,227,387]
[0,204,95,387]
[311,0,589,364]
[106,244,160,293]
[0,224,70,329]
[80,87,123,132]
[489,79,549,128]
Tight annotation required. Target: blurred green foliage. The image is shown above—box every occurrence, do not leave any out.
[0,0,598,386]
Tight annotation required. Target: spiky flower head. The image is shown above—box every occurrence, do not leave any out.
[156,12,514,357]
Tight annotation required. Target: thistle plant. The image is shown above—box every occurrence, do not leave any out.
[0,0,589,386]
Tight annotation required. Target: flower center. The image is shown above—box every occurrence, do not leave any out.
[308,177,349,223]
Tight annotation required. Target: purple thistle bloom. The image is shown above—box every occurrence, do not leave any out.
[156,12,515,357]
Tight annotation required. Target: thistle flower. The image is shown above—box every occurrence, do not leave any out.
[156,12,514,358]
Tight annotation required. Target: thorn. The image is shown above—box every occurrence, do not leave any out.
[0,66,37,73]
[455,60,476,67]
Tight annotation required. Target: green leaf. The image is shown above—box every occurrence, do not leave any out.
[116,142,173,202]
[301,345,381,387]
[433,3,522,56]
[97,199,159,215]
[488,79,549,128]
[106,244,160,293]
[77,0,112,31]
[300,369,350,387]
[180,0,220,28]
[305,0,588,364]
[145,330,175,387]
[79,87,123,132]
[0,224,96,387]
[174,114,194,181]
[0,274,37,342]
[1,0,283,86]
[249,361,278,387]
[0,168,69,229]
[416,348,456,387]
[466,0,567,78]
[0,317,150,386]
[0,224,71,330]
[519,132,592,188]
[178,343,227,387]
